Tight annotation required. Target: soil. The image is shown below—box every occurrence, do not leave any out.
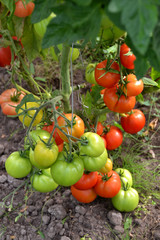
[0,66,160,240]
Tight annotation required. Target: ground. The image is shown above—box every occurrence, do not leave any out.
[0,65,160,240]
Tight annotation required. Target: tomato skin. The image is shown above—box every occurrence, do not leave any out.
[57,142,64,152]
[5,151,32,178]
[14,1,35,18]
[50,152,84,186]
[101,136,107,148]
[123,74,144,97]
[28,129,52,145]
[33,141,59,169]
[111,187,139,212]
[18,102,43,127]
[103,87,136,113]
[115,168,133,187]
[0,88,25,115]
[121,109,146,134]
[71,186,97,203]
[94,171,121,198]
[104,126,123,150]
[73,171,98,190]
[95,60,120,88]
[43,122,64,145]
[81,149,108,172]
[57,113,85,142]
[80,132,106,158]
[120,43,136,70]
[0,45,11,67]
[85,63,97,85]
[99,158,113,174]
[30,168,58,193]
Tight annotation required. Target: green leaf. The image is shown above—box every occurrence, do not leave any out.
[109,0,158,55]
[12,16,24,39]
[82,91,93,116]
[151,67,160,81]
[35,77,46,82]
[37,231,45,239]
[153,10,160,62]
[72,0,92,6]
[0,0,15,12]
[42,2,101,48]
[90,84,104,102]
[21,18,41,61]
[15,94,38,113]
[142,77,158,86]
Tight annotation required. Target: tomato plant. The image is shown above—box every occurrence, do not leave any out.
[73,171,98,190]
[0,88,25,115]
[50,151,84,186]
[33,141,58,169]
[18,102,43,127]
[121,109,146,134]
[103,126,123,150]
[71,185,97,203]
[95,60,120,88]
[122,74,144,97]
[115,168,133,187]
[57,113,85,142]
[94,171,121,198]
[112,185,139,212]
[103,86,136,113]
[27,129,52,145]
[30,168,58,193]
[5,151,32,178]
[99,158,113,174]
[14,1,35,18]
[42,122,64,145]
[85,63,97,85]
[80,132,106,158]
[120,43,136,70]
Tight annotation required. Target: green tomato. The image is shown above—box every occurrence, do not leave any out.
[33,141,58,169]
[115,168,133,187]
[50,152,84,186]
[25,129,52,147]
[29,148,44,169]
[111,187,139,212]
[99,14,125,42]
[85,63,97,85]
[80,132,105,157]
[5,151,32,178]
[30,168,58,193]
[81,148,108,171]
[34,13,56,38]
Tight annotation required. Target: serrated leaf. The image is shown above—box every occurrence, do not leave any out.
[82,91,93,116]
[142,77,158,86]
[1,0,15,12]
[151,68,160,81]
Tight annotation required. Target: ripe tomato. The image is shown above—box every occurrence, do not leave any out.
[71,186,97,203]
[120,43,136,70]
[33,141,59,169]
[0,88,25,115]
[95,60,120,88]
[115,168,133,187]
[85,63,97,85]
[18,102,43,127]
[123,74,144,97]
[91,122,104,136]
[73,171,98,190]
[30,168,58,193]
[94,171,121,198]
[99,158,113,174]
[57,113,85,142]
[81,148,108,172]
[103,87,136,113]
[121,109,146,134]
[5,151,32,178]
[101,136,107,148]
[57,142,64,152]
[80,132,106,158]
[14,1,35,18]
[43,122,64,145]
[103,126,123,150]
[50,151,84,186]
[112,186,139,212]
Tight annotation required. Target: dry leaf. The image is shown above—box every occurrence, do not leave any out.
[149,149,155,159]
[149,118,158,130]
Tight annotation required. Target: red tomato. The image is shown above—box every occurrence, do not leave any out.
[95,60,120,88]
[14,1,35,18]
[123,74,144,97]
[57,113,85,142]
[57,142,64,152]
[101,136,107,148]
[71,185,97,203]
[94,171,121,198]
[121,109,146,134]
[0,88,25,115]
[74,171,98,190]
[103,87,136,113]
[42,122,64,145]
[104,126,123,150]
[100,88,107,95]
[120,43,136,70]
[91,122,104,136]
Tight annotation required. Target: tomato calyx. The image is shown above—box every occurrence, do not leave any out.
[10,91,23,102]
[80,136,89,146]
[121,179,131,191]
[101,172,113,181]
